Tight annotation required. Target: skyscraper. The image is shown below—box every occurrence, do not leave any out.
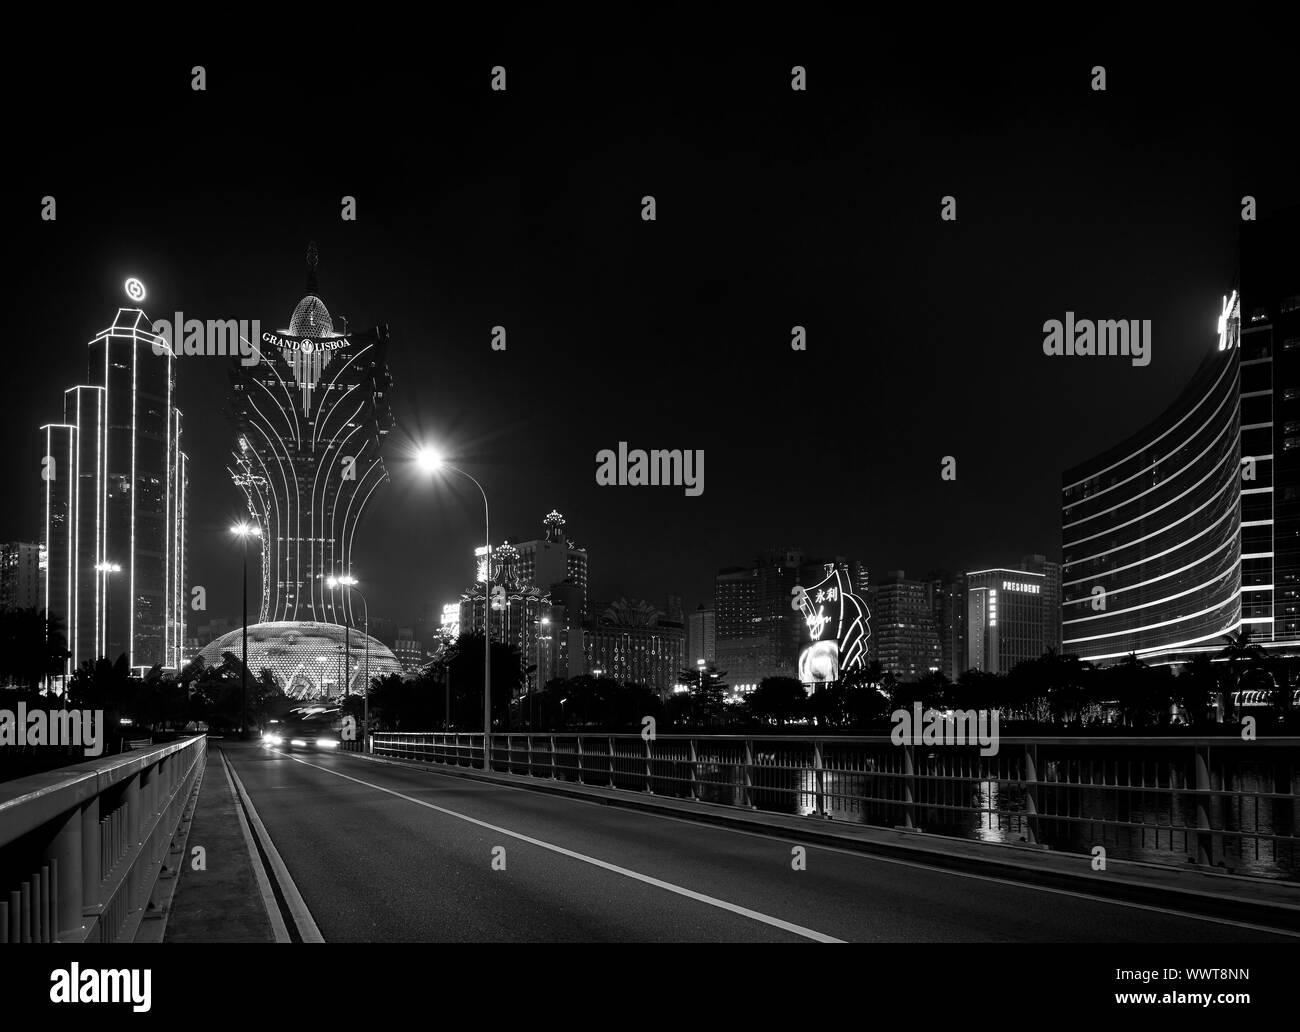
[511,510,588,615]
[1,542,42,611]
[687,604,716,666]
[585,598,685,698]
[228,244,394,626]
[199,246,403,698]
[1061,210,1299,663]
[870,571,941,682]
[41,304,188,675]
[966,568,1046,674]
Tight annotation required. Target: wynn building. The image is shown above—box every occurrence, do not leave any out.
[1062,210,1300,663]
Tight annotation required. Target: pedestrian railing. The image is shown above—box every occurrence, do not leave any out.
[0,735,206,943]
[369,732,1300,879]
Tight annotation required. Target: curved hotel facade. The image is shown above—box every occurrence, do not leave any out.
[1062,212,1299,663]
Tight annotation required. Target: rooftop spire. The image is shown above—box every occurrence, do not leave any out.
[306,240,319,294]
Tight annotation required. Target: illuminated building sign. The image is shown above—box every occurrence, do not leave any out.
[262,331,353,356]
[1001,581,1040,594]
[441,602,460,639]
[791,565,870,686]
[1217,290,1240,351]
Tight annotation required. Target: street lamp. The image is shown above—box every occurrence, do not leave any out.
[327,574,369,739]
[230,523,262,737]
[416,446,492,771]
[94,562,121,660]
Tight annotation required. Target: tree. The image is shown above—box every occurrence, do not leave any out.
[433,633,524,731]
[1218,629,1268,722]
[0,607,69,690]
[748,676,807,727]
[677,664,728,727]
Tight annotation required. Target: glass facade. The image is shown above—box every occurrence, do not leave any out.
[1062,340,1241,662]
[41,309,188,674]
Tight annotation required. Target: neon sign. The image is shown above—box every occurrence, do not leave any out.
[1218,290,1239,351]
[792,565,870,686]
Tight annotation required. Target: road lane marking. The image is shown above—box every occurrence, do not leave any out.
[219,748,291,943]
[348,752,1300,940]
[630,808,1300,940]
[281,752,844,943]
[225,751,325,943]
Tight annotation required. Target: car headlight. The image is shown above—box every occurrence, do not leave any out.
[316,739,339,748]
[290,739,308,747]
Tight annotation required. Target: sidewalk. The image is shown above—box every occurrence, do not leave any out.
[163,746,276,943]
[352,751,1300,932]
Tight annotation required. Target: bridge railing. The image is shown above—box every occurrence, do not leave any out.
[368,732,1300,879]
[0,735,206,943]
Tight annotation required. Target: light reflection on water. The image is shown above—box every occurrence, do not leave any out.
[698,758,1297,880]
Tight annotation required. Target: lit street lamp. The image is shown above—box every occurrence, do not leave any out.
[416,446,492,771]
[94,562,121,660]
[327,574,369,740]
[230,523,262,737]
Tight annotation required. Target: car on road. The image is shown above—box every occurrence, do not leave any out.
[261,707,344,753]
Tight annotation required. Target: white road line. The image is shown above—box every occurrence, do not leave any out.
[284,752,843,943]
[225,752,325,943]
[220,749,291,943]
[629,808,1300,940]
[350,752,1300,940]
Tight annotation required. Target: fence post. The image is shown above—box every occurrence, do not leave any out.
[689,738,700,801]
[814,740,826,817]
[80,797,98,921]
[550,735,557,780]
[50,807,81,940]
[1023,743,1039,846]
[645,735,653,794]
[576,735,585,785]
[744,738,755,809]
[1193,743,1213,866]
[902,743,917,830]
[608,736,616,788]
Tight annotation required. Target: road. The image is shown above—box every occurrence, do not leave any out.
[220,742,1296,943]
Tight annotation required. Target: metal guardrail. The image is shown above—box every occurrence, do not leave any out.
[370,732,1300,879]
[0,735,206,942]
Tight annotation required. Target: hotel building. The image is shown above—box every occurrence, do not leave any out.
[1061,210,1299,663]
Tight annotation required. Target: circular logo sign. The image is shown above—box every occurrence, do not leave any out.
[124,278,146,302]
[300,340,314,354]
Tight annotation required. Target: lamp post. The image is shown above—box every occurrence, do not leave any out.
[417,447,492,771]
[535,615,550,732]
[230,523,262,736]
[93,562,121,661]
[328,575,369,739]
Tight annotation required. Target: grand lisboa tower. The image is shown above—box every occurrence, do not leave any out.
[198,244,402,698]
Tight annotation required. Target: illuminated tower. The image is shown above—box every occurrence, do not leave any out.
[41,298,189,675]
[228,244,395,625]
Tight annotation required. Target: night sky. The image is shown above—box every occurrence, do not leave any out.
[7,36,1297,632]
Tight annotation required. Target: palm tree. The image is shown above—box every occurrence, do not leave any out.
[1218,628,1268,721]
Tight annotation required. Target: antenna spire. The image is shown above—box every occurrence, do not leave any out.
[306,240,319,294]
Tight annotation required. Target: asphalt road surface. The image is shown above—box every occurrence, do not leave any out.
[220,742,1296,943]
